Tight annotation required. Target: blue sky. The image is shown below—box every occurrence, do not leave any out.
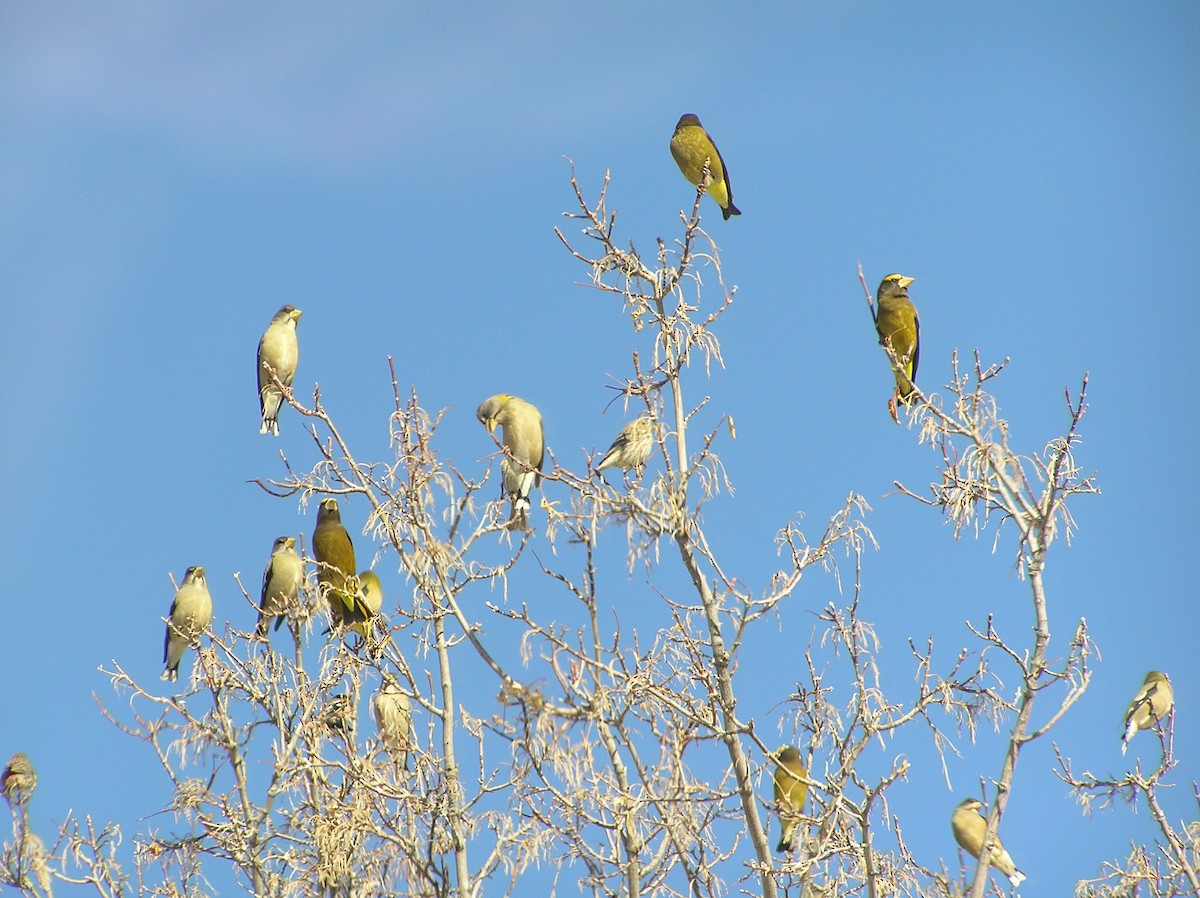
[2,3,1198,893]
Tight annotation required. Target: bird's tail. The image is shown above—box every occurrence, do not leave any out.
[507,501,530,532]
[1121,725,1133,755]
[260,392,282,436]
[774,822,794,854]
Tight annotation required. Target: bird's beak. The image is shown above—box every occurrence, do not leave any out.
[899,276,915,288]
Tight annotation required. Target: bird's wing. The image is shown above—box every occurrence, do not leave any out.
[911,310,921,382]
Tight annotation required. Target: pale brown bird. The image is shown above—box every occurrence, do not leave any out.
[950,797,1026,887]
[255,536,305,638]
[345,569,384,642]
[312,498,360,629]
[162,566,214,682]
[1122,670,1174,755]
[771,745,808,853]
[1,753,37,808]
[373,672,413,768]
[476,394,545,531]
[21,831,53,896]
[257,304,302,436]
[596,416,654,476]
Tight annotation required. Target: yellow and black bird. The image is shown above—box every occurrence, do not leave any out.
[596,416,654,477]
[256,536,305,638]
[162,566,214,682]
[873,274,920,420]
[312,498,360,629]
[476,394,545,531]
[257,304,302,436]
[770,745,808,853]
[1,753,37,809]
[950,797,1026,888]
[669,113,741,220]
[1121,670,1174,755]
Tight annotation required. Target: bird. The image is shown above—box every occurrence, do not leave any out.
[1,753,37,808]
[596,416,654,476]
[476,394,545,531]
[373,671,414,767]
[346,569,384,642]
[321,694,355,739]
[669,113,741,220]
[312,498,360,629]
[950,797,1026,888]
[162,566,214,682]
[255,536,305,638]
[257,304,303,436]
[771,745,808,853]
[21,831,53,896]
[873,274,920,418]
[1122,670,1174,755]
[19,830,52,893]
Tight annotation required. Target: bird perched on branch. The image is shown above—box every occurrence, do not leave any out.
[1,753,36,809]
[312,498,361,629]
[1121,670,1173,755]
[950,797,1026,888]
[321,694,355,739]
[256,536,305,638]
[670,113,741,220]
[873,274,919,422]
[162,566,213,682]
[257,304,302,436]
[373,672,413,768]
[476,394,544,531]
[596,415,654,476]
[346,569,384,643]
[770,745,808,853]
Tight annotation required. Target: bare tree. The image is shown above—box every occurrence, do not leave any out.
[3,169,1191,898]
[1057,723,1200,897]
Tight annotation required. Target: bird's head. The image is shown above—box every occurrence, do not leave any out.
[185,566,206,583]
[878,273,915,301]
[674,113,701,132]
[318,498,341,522]
[476,394,511,432]
[359,570,382,595]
